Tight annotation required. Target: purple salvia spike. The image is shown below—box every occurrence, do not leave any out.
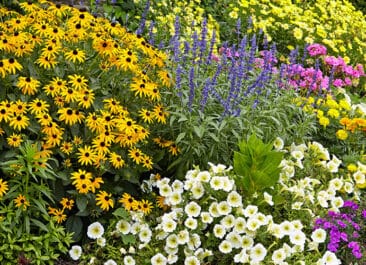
[148,20,155,46]
[136,0,150,35]
[199,17,208,63]
[200,78,211,112]
[206,29,216,65]
[188,67,195,112]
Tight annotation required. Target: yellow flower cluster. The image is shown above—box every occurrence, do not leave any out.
[228,0,366,64]
[0,1,175,213]
[147,0,219,45]
[298,93,366,141]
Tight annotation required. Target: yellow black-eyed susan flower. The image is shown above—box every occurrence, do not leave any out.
[60,197,74,210]
[17,76,40,95]
[140,199,153,215]
[64,48,86,64]
[28,98,49,115]
[36,54,57,69]
[4,58,22,75]
[141,155,153,170]
[138,108,154,124]
[96,190,114,211]
[77,88,95,109]
[119,193,135,211]
[128,147,144,164]
[14,194,30,210]
[153,104,168,124]
[109,152,125,169]
[77,145,97,166]
[9,114,30,131]
[0,179,9,197]
[60,141,73,155]
[7,133,23,147]
[68,74,88,90]
[51,208,67,224]
[90,177,104,193]
[70,169,93,186]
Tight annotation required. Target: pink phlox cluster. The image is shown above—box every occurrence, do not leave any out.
[307,43,327,57]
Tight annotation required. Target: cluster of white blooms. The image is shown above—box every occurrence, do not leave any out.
[69,139,364,264]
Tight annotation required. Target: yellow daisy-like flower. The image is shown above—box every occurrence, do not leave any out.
[17,76,41,96]
[14,194,30,210]
[0,178,9,197]
[68,74,88,90]
[336,129,348,140]
[140,199,153,215]
[128,147,144,164]
[77,145,97,166]
[64,48,86,63]
[28,98,50,115]
[96,190,114,211]
[109,152,125,169]
[7,133,23,147]
[9,114,30,131]
[60,197,74,210]
[51,208,67,224]
[119,193,135,211]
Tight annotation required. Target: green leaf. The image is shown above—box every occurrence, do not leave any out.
[65,216,83,242]
[193,125,205,139]
[122,234,135,244]
[112,207,129,218]
[30,218,49,233]
[175,132,186,143]
[76,196,88,212]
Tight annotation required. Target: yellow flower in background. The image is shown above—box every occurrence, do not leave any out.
[293,28,303,40]
[14,194,30,210]
[336,129,348,140]
[327,109,340,119]
[0,179,8,197]
[96,190,114,211]
[7,133,23,147]
[319,116,330,128]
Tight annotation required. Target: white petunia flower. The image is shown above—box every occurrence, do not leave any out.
[241,235,254,249]
[209,163,230,174]
[255,213,268,225]
[168,191,182,205]
[87,222,104,239]
[226,231,242,248]
[343,182,353,193]
[184,217,198,230]
[291,150,304,160]
[353,170,365,185]
[210,176,223,190]
[151,253,167,265]
[234,249,249,263]
[197,171,211,182]
[184,256,200,265]
[289,230,306,246]
[272,248,286,264]
[139,227,152,243]
[279,221,294,236]
[233,217,246,234]
[217,201,232,215]
[124,255,136,265]
[243,205,258,217]
[171,179,184,192]
[96,237,106,247]
[321,251,341,265]
[273,137,284,150]
[311,228,327,243]
[166,234,179,249]
[264,192,274,206]
[220,214,235,229]
[201,212,213,224]
[249,243,267,262]
[291,220,303,231]
[330,196,344,210]
[246,217,260,231]
[177,229,190,244]
[213,224,226,239]
[185,201,201,217]
[222,177,234,192]
[227,191,242,207]
[219,240,233,254]
[159,184,172,197]
[69,245,82,261]
[116,220,131,235]
[208,202,220,217]
[270,223,285,239]
[104,259,117,265]
[167,254,178,264]
[188,233,201,250]
[191,183,205,199]
[161,218,177,233]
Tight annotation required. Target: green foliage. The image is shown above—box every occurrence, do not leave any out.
[233,134,284,195]
[0,207,73,264]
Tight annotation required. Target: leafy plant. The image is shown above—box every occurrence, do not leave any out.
[233,134,284,195]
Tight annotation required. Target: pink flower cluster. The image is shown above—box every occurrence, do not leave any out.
[284,43,365,91]
[307,43,327,57]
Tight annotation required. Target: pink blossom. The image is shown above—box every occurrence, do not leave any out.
[307,43,327,56]
[333,79,344,87]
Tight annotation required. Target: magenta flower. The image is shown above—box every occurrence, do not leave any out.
[307,43,327,56]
